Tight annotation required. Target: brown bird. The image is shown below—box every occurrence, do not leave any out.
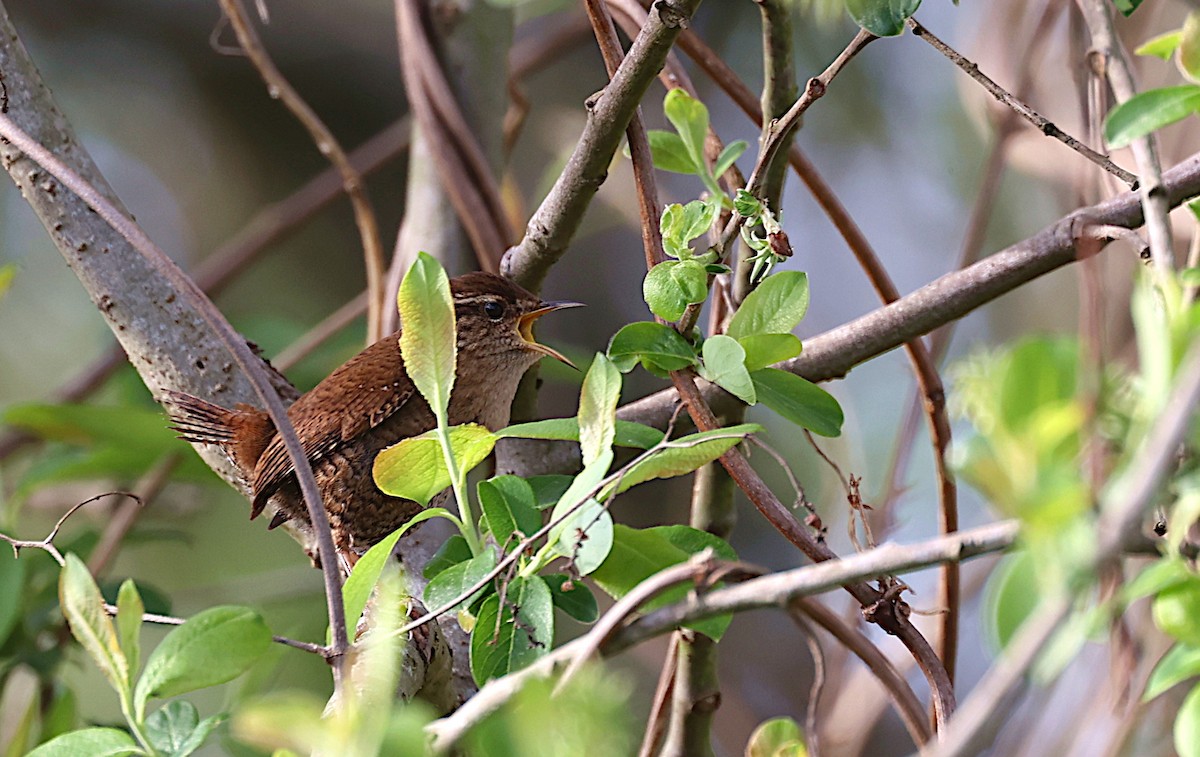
[166,272,579,564]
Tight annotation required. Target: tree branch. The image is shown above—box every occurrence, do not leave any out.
[427,519,1016,751]
[501,0,703,291]
[617,152,1200,429]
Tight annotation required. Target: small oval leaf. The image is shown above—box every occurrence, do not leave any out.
[699,335,756,405]
[1104,85,1200,149]
[134,606,271,712]
[751,368,844,437]
[469,576,553,685]
[608,322,697,373]
[727,271,810,340]
[739,333,803,372]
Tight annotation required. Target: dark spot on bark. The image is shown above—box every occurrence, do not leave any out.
[76,242,88,252]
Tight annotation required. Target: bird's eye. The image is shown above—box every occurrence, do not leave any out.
[482,300,505,320]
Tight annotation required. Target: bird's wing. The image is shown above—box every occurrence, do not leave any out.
[250,333,416,515]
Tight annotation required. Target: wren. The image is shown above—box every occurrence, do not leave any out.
[166,272,579,564]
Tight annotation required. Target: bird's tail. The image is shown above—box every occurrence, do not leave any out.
[163,390,274,476]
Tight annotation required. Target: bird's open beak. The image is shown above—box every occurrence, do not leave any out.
[518,300,584,369]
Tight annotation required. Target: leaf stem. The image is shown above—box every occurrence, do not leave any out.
[120,687,158,757]
[435,420,481,556]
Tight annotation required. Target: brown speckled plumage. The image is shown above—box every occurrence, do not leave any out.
[167,272,577,560]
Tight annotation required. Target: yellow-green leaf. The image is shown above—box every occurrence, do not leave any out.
[579,354,621,466]
[115,579,143,685]
[398,252,456,419]
[59,554,128,696]
[609,424,761,496]
[373,424,498,505]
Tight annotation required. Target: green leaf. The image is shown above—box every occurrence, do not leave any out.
[1123,559,1194,603]
[25,728,139,757]
[1183,267,1200,286]
[134,606,271,714]
[982,549,1039,651]
[643,260,709,322]
[579,354,621,466]
[1137,30,1184,60]
[373,424,498,505]
[1181,13,1200,82]
[342,507,453,629]
[713,140,748,179]
[0,544,25,647]
[663,89,709,168]
[115,579,143,684]
[146,700,225,757]
[1110,0,1144,15]
[646,130,699,174]
[734,189,763,217]
[1178,683,1200,757]
[747,717,807,757]
[528,475,574,509]
[751,368,844,437]
[59,554,128,695]
[1146,644,1200,701]
[727,271,810,339]
[660,201,720,260]
[699,335,756,404]
[1154,578,1200,645]
[423,534,472,579]
[845,0,920,36]
[424,550,497,613]
[739,333,803,372]
[591,525,736,639]
[398,251,456,418]
[4,403,213,490]
[544,574,599,623]
[610,424,762,496]
[497,418,665,449]
[549,497,614,575]
[478,476,542,541]
[1104,85,1200,149]
[608,322,697,373]
[469,576,553,685]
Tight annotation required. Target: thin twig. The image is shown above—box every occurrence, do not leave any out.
[679,28,876,335]
[638,637,679,757]
[503,0,704,292]
[791,596,931,746]
[217,0,388,343]
[1074,0,1175,275]
[907,17,1136,189]
[0,112,351,689]
[586,0,666,271]
[935,335,1200,754]
[393,0,512,274]
[787,609,825,757]
[668,369,958,729]
[617,152,1200,430]
[427,519,1016,751]
[0,491,140,565]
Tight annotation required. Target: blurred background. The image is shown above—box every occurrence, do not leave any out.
[1,0,1196,754]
